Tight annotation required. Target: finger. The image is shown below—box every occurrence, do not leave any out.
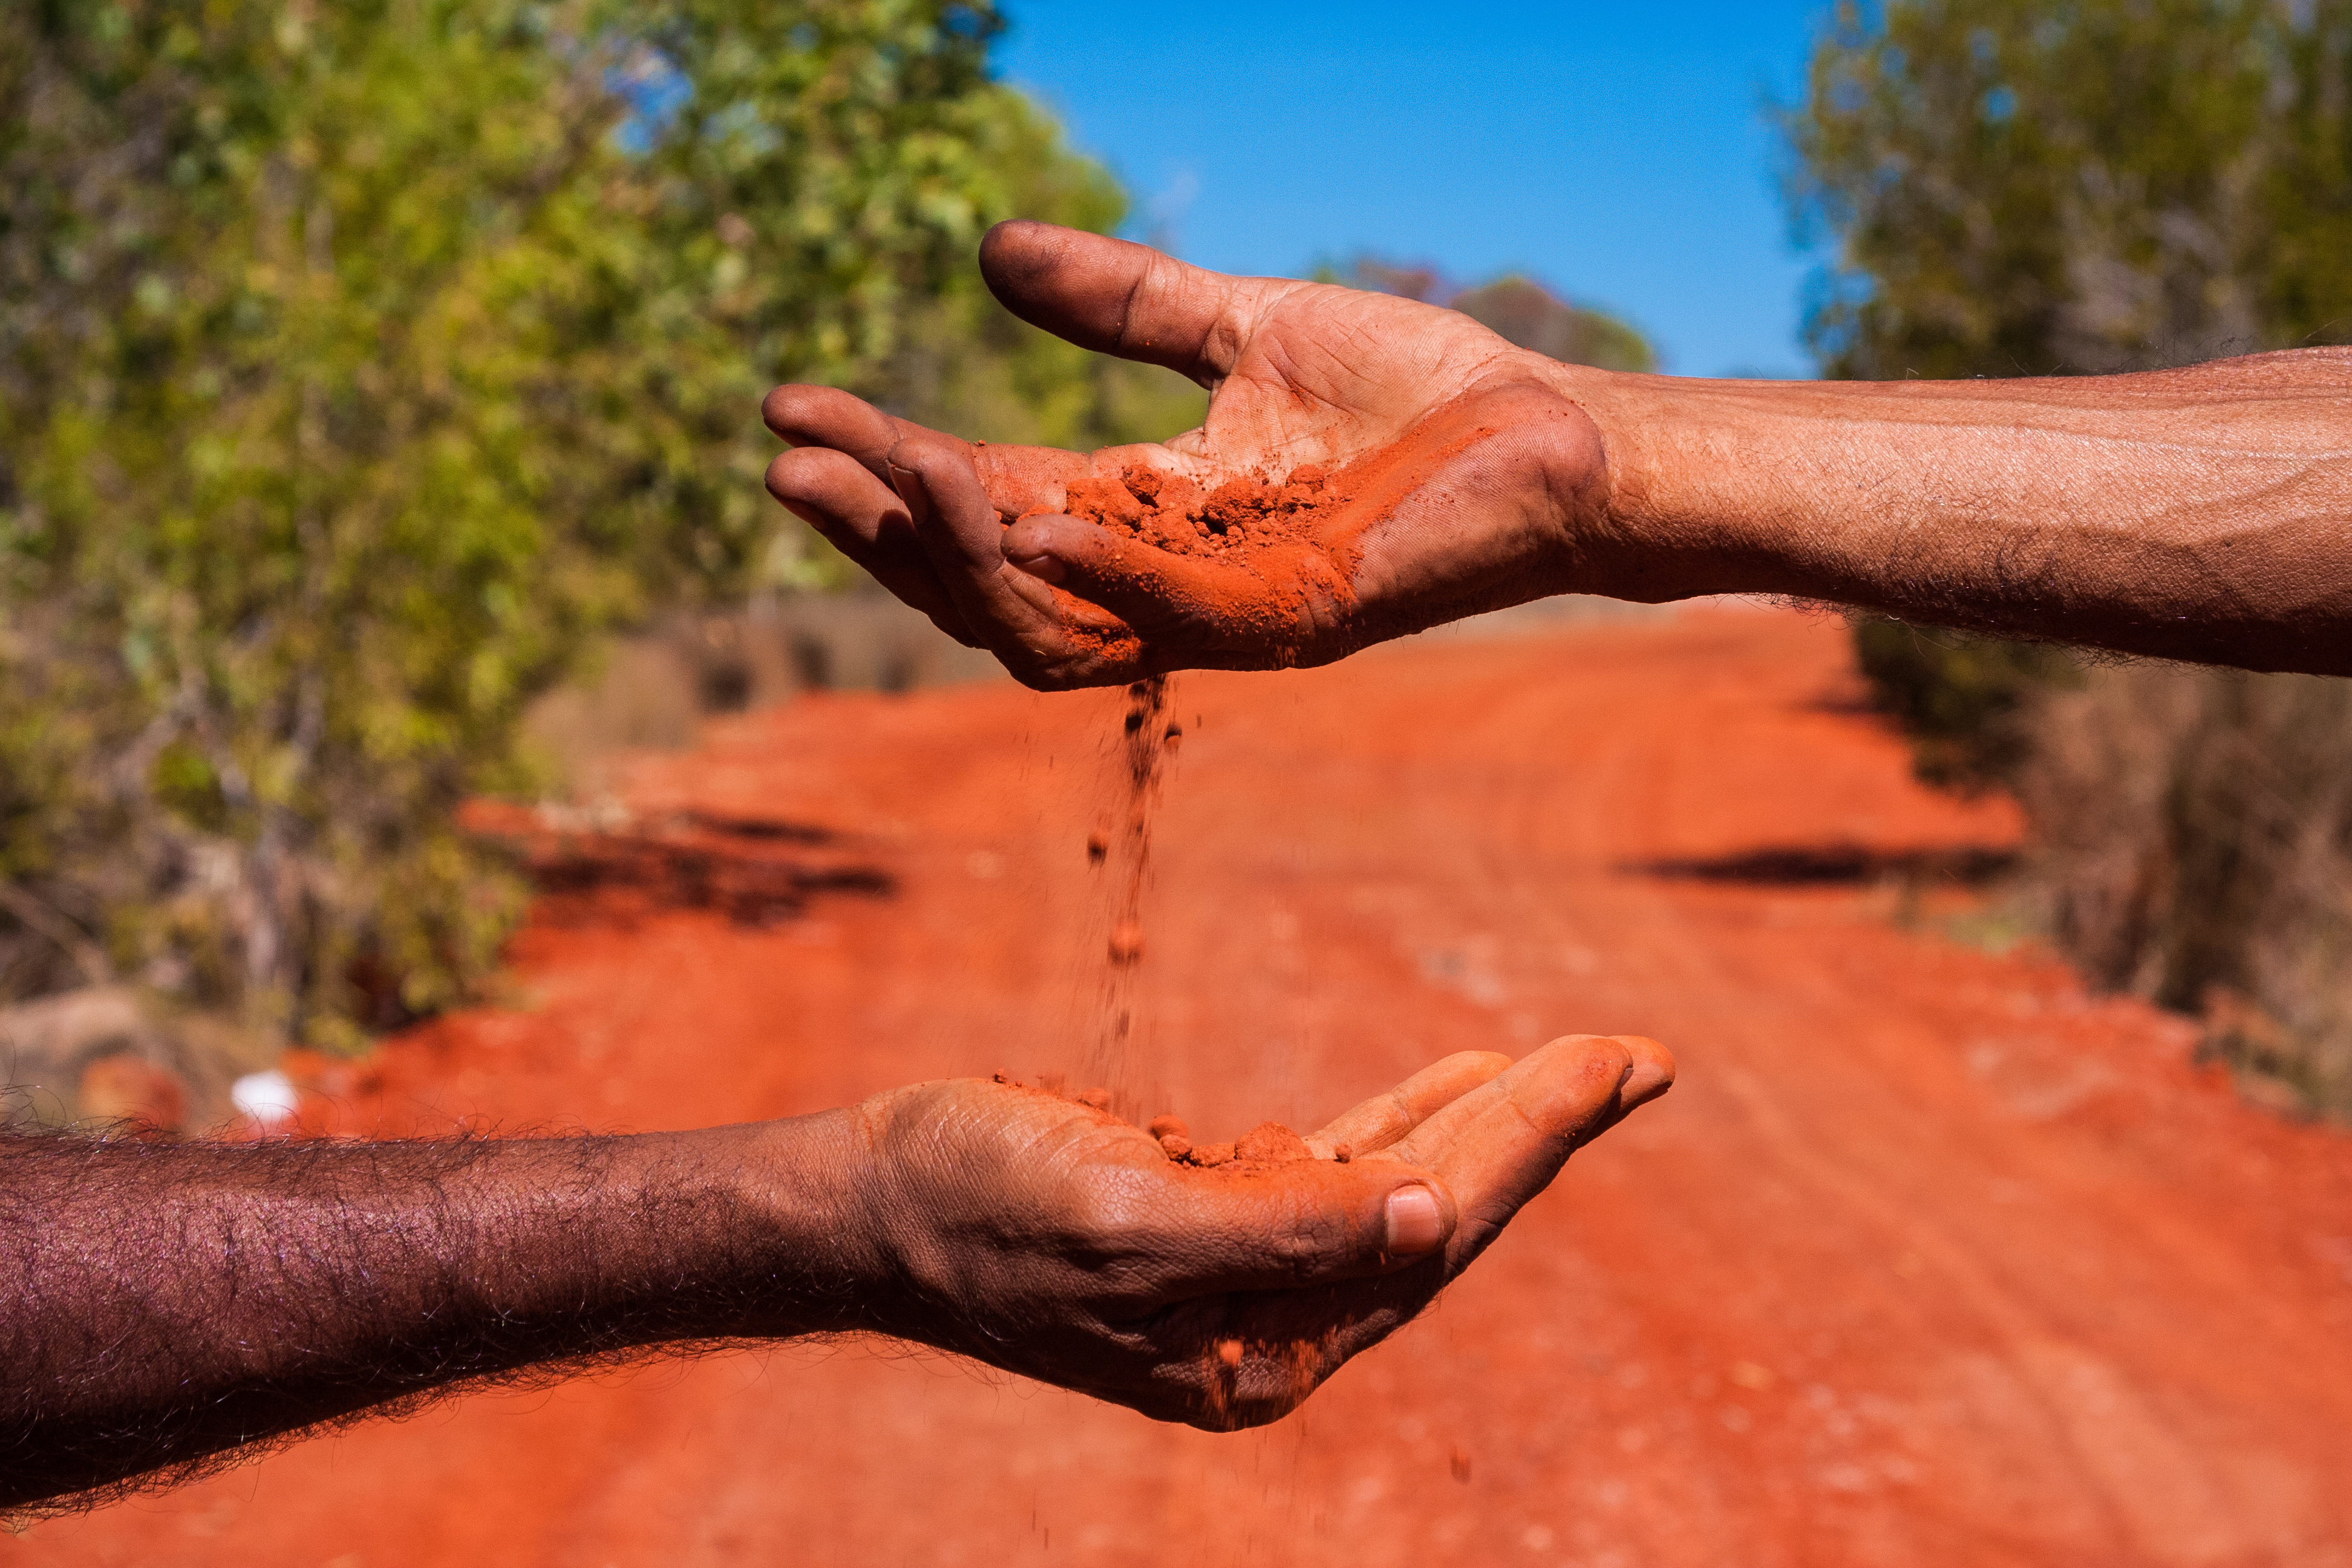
[1599,1034,1676,1128]
[884,434,1072,659]
[1138,1159,1459,1298]
[762,384,922,482]
[765,382,1099,528]
[981,220,1276,385]
[1386,1034,1649,1264]
[1543,1032,1674,1146]
[972,442,1094,521]
[763,446,975,641]
[1305,1051,1513,1159]
[999,512,1332,652]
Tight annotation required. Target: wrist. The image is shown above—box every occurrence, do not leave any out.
[715,1108,904,1339]
[1535,362,1775,604]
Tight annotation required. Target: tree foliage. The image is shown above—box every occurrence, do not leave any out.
[0,0,1171,1046]
[1788,0,2352,377]
[1849,620,2079,792]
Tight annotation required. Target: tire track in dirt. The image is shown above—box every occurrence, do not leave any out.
[15,610,2351,1567]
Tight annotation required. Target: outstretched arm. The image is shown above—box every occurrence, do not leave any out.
[1586,350,2352,673]
[0,1033,1671,1513]
[765,221,2351,685]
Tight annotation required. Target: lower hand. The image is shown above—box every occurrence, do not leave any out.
[763,221,1636,690]
[849,1033,1673,1429]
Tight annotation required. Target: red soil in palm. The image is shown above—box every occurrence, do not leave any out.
[1059,463,1343,564]
[20,609,2352,1566]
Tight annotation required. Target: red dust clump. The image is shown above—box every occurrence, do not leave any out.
[1148,1113,1193,1161]
[1107,919,1146,964]
[1233,1121,1313,1164]
[1057,463,1362,639]
[1165,1121,1315,1168]
[1060,463,1341,563]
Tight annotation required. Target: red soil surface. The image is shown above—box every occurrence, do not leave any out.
[18,609,2352,1567]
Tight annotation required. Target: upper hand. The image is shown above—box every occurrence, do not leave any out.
[762,221,1631,689]
[845,1033,1672,1430]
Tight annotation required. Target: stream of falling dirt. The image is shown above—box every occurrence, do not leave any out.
[1081,675,1178,1109]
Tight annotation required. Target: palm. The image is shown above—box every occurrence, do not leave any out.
[866,1033,1669,1431]
[765,223,1609,688]
[1177,284,1520,469]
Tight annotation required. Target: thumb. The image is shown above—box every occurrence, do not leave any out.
[1149,1158,1459,1298]
[1389,1034,1667,1268]
[981,221,1268,386]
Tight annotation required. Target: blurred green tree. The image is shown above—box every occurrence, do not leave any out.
[0,0,1172,1047]
[1785,0,2352,1114]
[1788,0,2352,379]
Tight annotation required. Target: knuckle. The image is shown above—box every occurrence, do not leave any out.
[890,434,954,475]
[1248,1192,1344,1279]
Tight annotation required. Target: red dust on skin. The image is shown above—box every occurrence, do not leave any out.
[1048,462,1359,661]
[948,1075,1408,1437]
[985,399,1512,677]
[1055,465,1346,573]
[1145,1118,1319,1171]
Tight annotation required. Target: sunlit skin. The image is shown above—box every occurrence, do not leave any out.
[2,1033,1670,1512]
[766,221,2352,685]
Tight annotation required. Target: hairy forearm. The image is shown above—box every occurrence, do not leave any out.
[1566,348,2352,672]
[0,1117,879,1512]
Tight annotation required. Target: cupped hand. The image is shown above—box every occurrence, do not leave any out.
[763,221,1635,689]
[850,1033,1673,1430]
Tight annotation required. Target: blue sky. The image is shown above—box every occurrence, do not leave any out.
[997,1,1838,378]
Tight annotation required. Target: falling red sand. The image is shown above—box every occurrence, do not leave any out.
[19,609,2352,1566]
[1083,675,1177,1102]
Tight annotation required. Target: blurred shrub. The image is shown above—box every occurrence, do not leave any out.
[2017,669,2352,1113]
[1851,619,2079,792]
[0,0,1174,1047]
[1449,278,1655,374]
[1792,0,2352,1116]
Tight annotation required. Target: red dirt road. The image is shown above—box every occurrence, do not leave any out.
[17,610,2352,1567]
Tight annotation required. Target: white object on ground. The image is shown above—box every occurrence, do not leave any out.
[230,1069,299,1125]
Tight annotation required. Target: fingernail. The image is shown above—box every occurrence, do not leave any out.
[1616,1037,1676,1108]
[1384,1186,1443,1255]
[1010,552,1067,583]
